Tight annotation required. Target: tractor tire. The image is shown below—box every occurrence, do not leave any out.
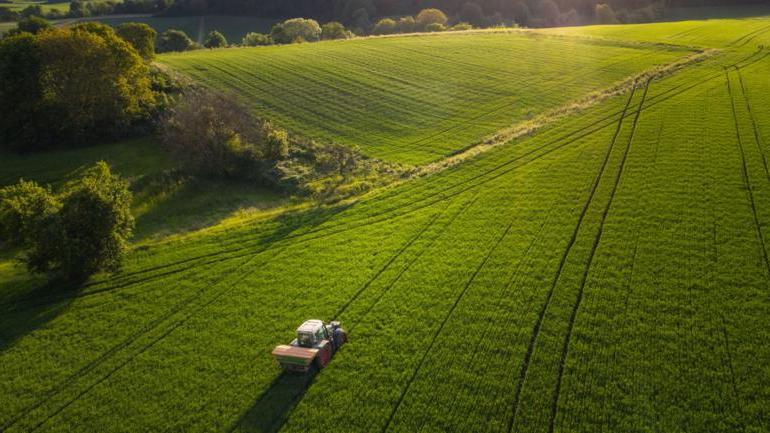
[334,329,348,348]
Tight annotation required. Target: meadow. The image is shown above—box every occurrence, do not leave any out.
[2,11,770,433]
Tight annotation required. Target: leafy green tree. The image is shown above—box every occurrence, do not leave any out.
[16,15,50,34]
[415,8,448,29]
[0,180,58,247]
[373,18,397,35]
[116,22,157,60]
[0,24,155,150]
[0,162,134,282]
[539,0,560,26]
[68,0,87,17]
[204,30,227,48]
[349,8,370,33]
[242,32,272,46]
[272,18,321,44]
[0,7,20,23]
[321,21,350,40]
[157,29,195,52]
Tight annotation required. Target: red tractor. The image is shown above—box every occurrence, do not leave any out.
[272,320,348,373]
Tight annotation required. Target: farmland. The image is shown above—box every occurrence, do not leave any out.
[2,10,770,433]
[160,31,688,165]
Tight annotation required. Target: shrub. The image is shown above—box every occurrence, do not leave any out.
[204,30,227,48]
[415,8,447,29]
[321,21,351,40]
[425,22,446,32]
[0,24,155,150]
[161,89,268,178]
[595,3,618,24]
[372,18,397,35]
[265,128,289,160]
[115,22,156,60]
[271,18,321,44]
[450,22,473,31]
[157,29,195,52]
[242,32,272,46]
[0,162,134,282]
[396,16,415,33]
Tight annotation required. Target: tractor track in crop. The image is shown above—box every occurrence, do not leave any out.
[730,24,770,48]
[348,193,481,333]
[379,218,516,433]
[331,205,448,321]
[735,66,770,183]
[507,84,638,432]
[548,80,650,433]
[725,69,770,278]
[2,243,286,433]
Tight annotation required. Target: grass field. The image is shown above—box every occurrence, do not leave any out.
[159,31,688,165]
[2,10,770,433]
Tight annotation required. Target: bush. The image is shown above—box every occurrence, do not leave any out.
[425,22,446,32]
[271,18,321,44]
[415,8,448,29]
[204,30,227,48]
[161,90,269,178]
[372,18,397,35]
[242,32,272,46]
[595,3,618,24]
[0,24,155,150]
[115,22,156,60]
[321,21,351,40]
[157,29,195,52]
[396,16,415,33]
[450,22,473,31]
[0,162,134,282]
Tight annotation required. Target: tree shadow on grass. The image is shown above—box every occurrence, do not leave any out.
[228,371,316,433]
[0,278,77,353]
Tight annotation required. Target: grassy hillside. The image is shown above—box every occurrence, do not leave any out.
[2,14,770,433]
[160,31,687,165]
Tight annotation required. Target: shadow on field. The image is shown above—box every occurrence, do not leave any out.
[0,280,77,353]
[228,372,316,433]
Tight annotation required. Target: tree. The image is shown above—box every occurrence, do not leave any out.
[512,1,530,25]
[69,0,87,17]
[242,32,272,46]
[0,24,155,151]
[539,0,560,26]
[265,128,289,160]
[0,162,134,282]
[595,3,618,24]
[204,30,227,48]
[460,2,487,27]
[157,29,195,52]
[350,8,371,33]
[19,5,43,17]
[116,22,156,60]
[16,15,50,34]
[321,21,351,40]
[271,18,321,44]
[415,8,448,29]
[373,18,397,35]
[396,16,415,33]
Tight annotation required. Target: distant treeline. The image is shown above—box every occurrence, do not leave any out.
[163,0,767,26]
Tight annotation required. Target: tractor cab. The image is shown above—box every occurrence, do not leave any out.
[294,319,327,348]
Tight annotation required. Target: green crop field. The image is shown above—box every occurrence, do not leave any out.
[3,10,770,433]
[159,31,689,165]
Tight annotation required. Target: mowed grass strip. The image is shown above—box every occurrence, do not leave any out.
[159,31,685,165]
